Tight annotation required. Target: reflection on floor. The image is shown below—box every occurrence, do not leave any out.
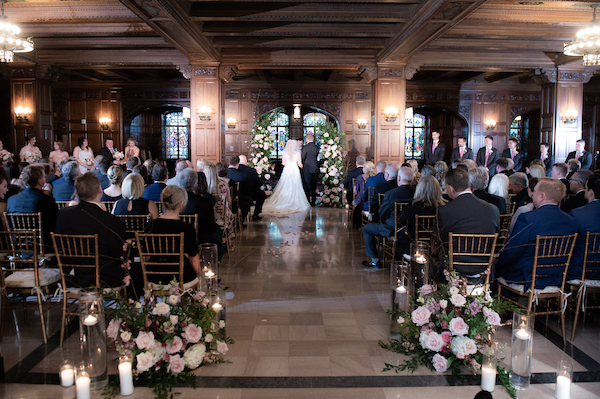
[1,208,599,398]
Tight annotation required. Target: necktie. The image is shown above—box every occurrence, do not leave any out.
[576,151,580,160]
[511,150,514,160]
[110,147,114,154]
[432,142,436,153]
[541,154,544,161]
[485,149,490,167]
[460,148,463,158]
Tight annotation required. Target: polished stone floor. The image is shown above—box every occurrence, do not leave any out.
[1,208,599,398]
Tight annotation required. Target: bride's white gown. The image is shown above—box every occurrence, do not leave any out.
[261,151,310,215]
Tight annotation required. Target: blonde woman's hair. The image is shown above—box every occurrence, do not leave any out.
[161,185,188,212]
[362,161,377,178]
[204,161,219,195]
[122,173,145,200]
[488,173,510,203]
[528,164,546,179]
[107,165,123,186]
[413,175,446,208]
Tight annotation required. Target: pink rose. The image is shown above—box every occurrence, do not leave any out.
[217,341,229,355]
[135,331,155,350]
[449,317,469,336]
[420,330,444,352]
[463,338,478,355]
[168,354,186,375]
[485,309,501,326]
[432,354,448,372]
[411,306,432,326]
[166,336,183,354]
[441,331,452,345]
[450,294,466,307]
[136,351,154,372]
[419,284,434,296]
[106,318,121,341]
[182,324,203,343]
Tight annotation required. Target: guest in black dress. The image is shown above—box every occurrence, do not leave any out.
[113,173,159,219]
[102,165,123,202]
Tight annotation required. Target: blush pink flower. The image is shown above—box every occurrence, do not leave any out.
[106,318,121,341]
[167,354,186,375]
[419,284,434,296]
[136,351,154,372]
[217,341,229,355]
[135,331,155,350]
[450,293,466,307]
[432,354,448,372]
[411,306,432,326]
[449,317,469,336]
[441,331,452,345]
[166,336,183,354]
[182,324,203,343]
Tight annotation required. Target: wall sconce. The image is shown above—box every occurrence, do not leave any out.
[293,104,301,119]
[14,106,32,123]
[198,105,212,121]
[560,108,578,124]
[356,118,368,129]
[384,106,398,122]
[485,119,497,130]
[226,118,237,129]
[99,117,111,130]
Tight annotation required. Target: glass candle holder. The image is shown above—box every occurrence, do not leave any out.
[390,261,410,334]
[211,290,226,340]
[480,344,497,392]
[78,289,108,391]
[119,354,134,396]
[410,241,429,287]
[200,243,219,278]
[59,360,75,387]
[555,360,572,399]
[75,363,91,399]
[510,309,534,390]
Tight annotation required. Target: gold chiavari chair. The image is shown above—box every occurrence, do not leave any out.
[381,202,409,264]
[448,233,498,295]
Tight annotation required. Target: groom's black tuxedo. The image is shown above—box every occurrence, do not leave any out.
[301,141,319,205]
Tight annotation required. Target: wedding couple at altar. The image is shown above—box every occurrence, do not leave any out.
[261,134,319,216]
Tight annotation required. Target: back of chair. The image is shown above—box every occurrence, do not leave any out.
[378,193,385,208]
[116,214,151,235]
[154,202,163,215]
[180,214,199,237]
[393,202,409,234]
[3,212,44,255]
[51,233,101,288]
[102,201,116,213]
[448,233,498,287]
[415,215,436,243]
[508,202,517,214]
[530,234,578,292]
[56,201,71,209]
[135,232,185,293]
[496,213,513,252]
[582,232,600,281]
[366,186,375,213]
[0,230,39,285]
[214,193,227,223]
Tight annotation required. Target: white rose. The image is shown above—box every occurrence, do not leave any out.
[449,287,459,295]
[219,320,226,329]
[397,317,405,324]
[170,315,178,325]
[120,331,132,343]
[136,351,154,372]
[420,330,444,352]
[205,333,213,343]
[450,294,466,307]
[183,343,205,369]
[168,295,179,306]
[152,302,170,316]
[439,300,448,309]
[411,306,431,326]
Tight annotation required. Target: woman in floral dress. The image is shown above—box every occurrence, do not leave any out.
[19,136,42,163]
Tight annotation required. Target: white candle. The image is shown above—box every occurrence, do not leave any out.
[555,375,571,399]
[60,368,74,387]
[76,376,91,399]
[481,365,496,392]
[396,285,407,294]
[205,270,215,279]
[515,328,530,340]
[212,302,223,311]
[82,315,98,326]
[415,255,426,264]
[119,361,134,396]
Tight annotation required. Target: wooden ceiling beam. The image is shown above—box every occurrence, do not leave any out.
[202,22,396,37]
[212,37,387,48]
[484,72,521,83]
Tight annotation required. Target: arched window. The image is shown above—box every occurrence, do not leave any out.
[405,107,427,159]
[303,112,327,135]
[162,109,190,159]
[267,112,289,159]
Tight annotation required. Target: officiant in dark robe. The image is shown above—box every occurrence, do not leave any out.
[301,133,319,206]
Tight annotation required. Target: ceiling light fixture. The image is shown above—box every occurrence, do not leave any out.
[564,4,600,66]
[0,0,34,63]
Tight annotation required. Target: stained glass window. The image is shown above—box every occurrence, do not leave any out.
[303,112,327,136]
[267,112,289,159]
[163,110,189,160]
[405,107,426,159]
[510,115,522,141]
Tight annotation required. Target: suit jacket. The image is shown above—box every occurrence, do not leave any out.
[94,169,110,190]
[98,146,115,165]
[498,204,577,288]
[55,201,127,287]
[7,187,58,250]
[569,200,600,280]
[378,185,415,232]
[476,147,500,176]
[513,188,531,209]
[561,190,587,214]
[142,182,166,202]
[301,142,319,173]
[226,167,252,206]
[372,179,398,220]
[52,180,76,201]
[473,189,507,214]
[239,164,265,201]
[566,150,592,170]
[344,167,363,202]
[502,148,523,172]
[450,147,473,164]
[424,141,446,165]
[541,154,554,177]
[363,173,387,210]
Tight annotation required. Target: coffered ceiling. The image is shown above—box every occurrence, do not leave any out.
[2,0,599,83]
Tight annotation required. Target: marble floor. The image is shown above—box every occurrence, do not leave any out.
[1,208,600,398]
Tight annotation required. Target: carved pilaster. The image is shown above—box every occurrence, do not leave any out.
[177,64,192,80]
[541,68,557,83]
[361,66,378,83]
[583,69,595,84]
[36,65,62,81]
[219,65,237,83]
[404,66,419,81]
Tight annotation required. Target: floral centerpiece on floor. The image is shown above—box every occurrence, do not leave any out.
[380,270,516,398]
[314,121,346,208]
[104,283,233,399]
[247,107,284,195]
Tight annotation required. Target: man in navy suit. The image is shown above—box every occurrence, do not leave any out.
[361,166,415,269]
[239,154,266,219]
[502,138,523,172]
[476,135,500,177]
[497,178,577,289]
[539,142,554,177]
[566,139,592,170]
[371,164,399,222]
[142,163,168,202]
[226,155,252,223]
[363,161,387,211]
[52,161,79,201]
[301,133,320,206]
[450,136,473,164]
[561,170,592,213]
[424,131,446,165]
[93,156,111,190]
[345,155,365,204]
[568,174,600,280]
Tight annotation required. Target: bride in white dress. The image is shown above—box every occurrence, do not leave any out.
[261,140,310,215]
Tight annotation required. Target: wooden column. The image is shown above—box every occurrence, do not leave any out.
[373,64,406,164]
[190,64,221,164]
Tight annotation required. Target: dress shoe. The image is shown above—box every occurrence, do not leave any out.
[361,260,382,269]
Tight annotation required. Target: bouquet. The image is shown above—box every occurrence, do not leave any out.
[380,270,516,398]
[0,150,13,162]
[25,153,41,163]
[113,149,125,161]
[105,283,233,399]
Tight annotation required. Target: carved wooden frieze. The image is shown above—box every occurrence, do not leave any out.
[251,91,275,99]
[321,92,344,99]
[225,91,239,99]
[380,68,403,78]
[559,72,581,81]
[458,105,470,124]
[362,66,378,83]
[460,94,472,101]
[177,64,192,80]
[475,93,482,101]
[404,66,419,81]
[484,94,496,102]
[194,68,216,76]
[511,105,539,119]
[356,93,369,99]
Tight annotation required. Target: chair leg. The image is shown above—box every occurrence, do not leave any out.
[36,291,48,344]
[571,289,583,342]
[60,296,68,348]
[560,310,567,346]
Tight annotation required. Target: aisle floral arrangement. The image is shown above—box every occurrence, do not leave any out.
[379,270,516,398]
[314,121,346,208]
[247,107,284,195]
[104,283,233,399]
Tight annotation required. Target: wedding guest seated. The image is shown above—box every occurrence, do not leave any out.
[455,163,468,174]
[132,164,148,185]
[364,161,387,211]
[567,159,580,180]
[166,160,188,186]
[52,161,79,201]
[551,162,570,193]
[102,165,123,201]
[434,161,448,187]
[406,159,419,183]
[142,163,168,202]
[527,164,546,179]
[488,173,510,209]
[351,161,376,227]
[508,172,531,209]
[122,156,138,180]
[568,174,600,280]
[94,156,111,190]
[497,178,577,288]
[226,155,252,224]
[361,166,415,268]
[562,170,593,213]
[495,157,513,177]
[113,173,158,219]
[0,172,9,223]
[469,167,507,214]
[7,164,58,251]
[239,154,266,221]
[509,178,539,235]
[345,155,365,204]
[463,159,477,170]
[372,164,399,221]
[55,172,127,288]
[420,164,435,177]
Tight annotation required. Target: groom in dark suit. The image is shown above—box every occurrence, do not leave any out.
[301,133,319,206]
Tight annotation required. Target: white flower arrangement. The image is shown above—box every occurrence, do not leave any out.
[314,122,346,208]
[246,108,283,194]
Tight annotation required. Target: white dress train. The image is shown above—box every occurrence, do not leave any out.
[261,151,310,215]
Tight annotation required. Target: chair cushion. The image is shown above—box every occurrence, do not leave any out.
[567,279,600,288]
[5,268,61,288]
[64,285,126,296]
[497,277,561,294]
[465,285,485,296]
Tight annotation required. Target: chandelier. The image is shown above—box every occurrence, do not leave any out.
[0,0,34,63]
